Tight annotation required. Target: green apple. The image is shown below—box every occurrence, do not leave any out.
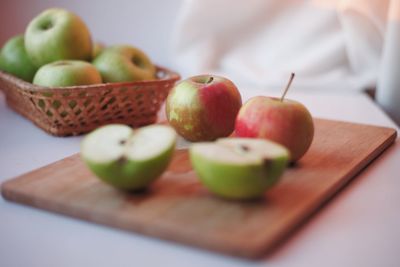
[33,60,102,87]
[235,74,314,162]
[0,35,38,82]
[92,45,156,83]
[81,124,177,190]
[190,138,289,200]
[92,42,105,59]
[166,75,242,142]
[25,8,92,67]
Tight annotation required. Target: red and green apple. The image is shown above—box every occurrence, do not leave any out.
[166,75,242,142]
[235,73,314,162]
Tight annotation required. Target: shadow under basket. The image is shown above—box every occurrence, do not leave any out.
[0,66,180,136]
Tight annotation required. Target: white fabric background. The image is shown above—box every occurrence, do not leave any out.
[171,0,400,122]
[0,0,398,122]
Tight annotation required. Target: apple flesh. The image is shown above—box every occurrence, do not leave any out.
[235,96,314,162]
[190,138,289,200]
[25,8,92,67]
[166,75,242,142]
[92,45,156,83]
[33,60,102,87]
[81,124,177,191]
[0,35,38,82]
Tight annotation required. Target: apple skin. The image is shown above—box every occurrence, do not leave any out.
[166,75,242,142]
[84,144,175,190]
[92,45,156,83]
[190,139,289,200]
[33,60,102,87]
[235,96,314,162]
[0,35,38,82]
[92,42,105,59]
[25,8,92,67]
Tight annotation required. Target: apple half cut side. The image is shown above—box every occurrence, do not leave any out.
[189,138,290,200]
[81,124,177,191]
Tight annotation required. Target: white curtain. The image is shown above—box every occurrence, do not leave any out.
[171,0,400,123]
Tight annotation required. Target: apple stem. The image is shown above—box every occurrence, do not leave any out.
[280,73,295,102]
[207,77,214,84]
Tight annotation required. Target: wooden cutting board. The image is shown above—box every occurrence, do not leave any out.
[1,119,397,259]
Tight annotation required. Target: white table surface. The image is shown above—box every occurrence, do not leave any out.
[0,89,399,267]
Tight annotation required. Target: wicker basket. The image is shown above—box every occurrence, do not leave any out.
[0,66,180,136]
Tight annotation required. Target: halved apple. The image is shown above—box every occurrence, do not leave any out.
[190,138,289,200]
[81,124,176,190]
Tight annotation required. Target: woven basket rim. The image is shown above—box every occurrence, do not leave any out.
[0,64,180,136]
[0,65,180,93]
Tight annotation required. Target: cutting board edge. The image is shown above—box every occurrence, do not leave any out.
[251,126,397,258]
[1,180,268,259]
[0,119,398,260]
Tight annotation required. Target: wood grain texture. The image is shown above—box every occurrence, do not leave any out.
[1,119,397,258]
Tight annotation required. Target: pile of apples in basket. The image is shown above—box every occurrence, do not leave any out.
[0,8,314,200]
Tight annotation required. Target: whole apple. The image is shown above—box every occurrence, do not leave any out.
[166,75,242,142]
[81,124,177,191]
[235,74,314,162]
[33,60,102,87]
[0,35,38,82]
[190,138,289,200]
[25,8,92,67]
[93,45,156,83]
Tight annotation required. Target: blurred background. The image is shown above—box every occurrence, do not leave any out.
[0,0,184,68]
[1,0,399,124]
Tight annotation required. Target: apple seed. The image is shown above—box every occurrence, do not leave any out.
[117,156,127,165]
[239,144,250,152]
